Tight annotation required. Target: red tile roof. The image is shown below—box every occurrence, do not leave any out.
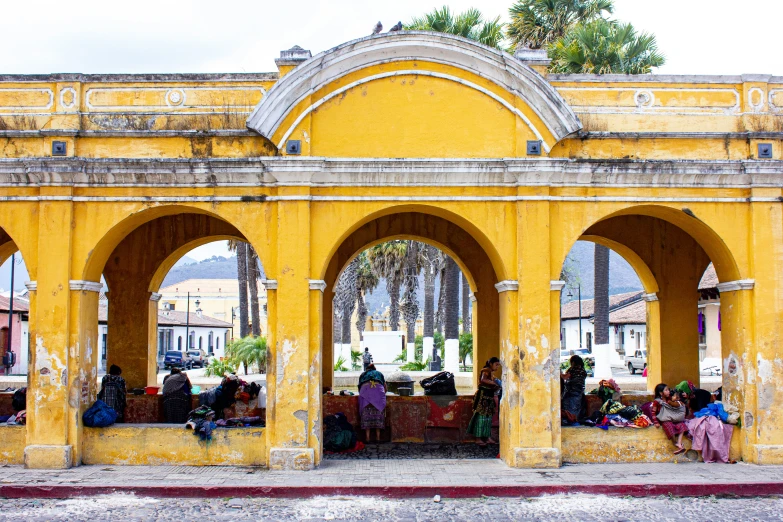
[0,295,29,313]
[98,305,232,328]
[560,291,642,320]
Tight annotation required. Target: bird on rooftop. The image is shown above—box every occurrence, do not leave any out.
[372,21,383,35]
[389,21,403,32]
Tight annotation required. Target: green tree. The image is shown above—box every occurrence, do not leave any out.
[548,19,664,74]
[355,251,378,343]
[406,6,507,50]
[203,357,238,378]
[334,355,349,372]
[507,0,614,50]
[459,331,473,371]
[367,241,408,331]
[226,335,268,375]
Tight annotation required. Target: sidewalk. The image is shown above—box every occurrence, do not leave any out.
[3,461,783,499]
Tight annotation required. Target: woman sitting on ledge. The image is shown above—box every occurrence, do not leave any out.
[651,383,689,455]
[467,357,501,446]
[561,355,587,426]
[162,368,192,424]
[358,364,386,443]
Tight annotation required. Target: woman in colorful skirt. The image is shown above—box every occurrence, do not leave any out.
[467,357,501,446]
[358,364,386,442]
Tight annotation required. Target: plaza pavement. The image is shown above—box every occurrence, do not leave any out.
[3,460,783,499]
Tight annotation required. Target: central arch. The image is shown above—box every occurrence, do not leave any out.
[319,210,504,455]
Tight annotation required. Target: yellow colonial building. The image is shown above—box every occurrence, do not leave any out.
[0,32,781,470]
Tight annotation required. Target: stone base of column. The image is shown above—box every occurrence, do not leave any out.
[592,343,613,380]
[508,447,561,468]
[444,338,459,373]
[24,445,73,469]
[268,447,315,470]
[747,444,783,464]
[406,342,415,363]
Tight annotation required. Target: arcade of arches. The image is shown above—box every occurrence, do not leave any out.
[0,32,781,470]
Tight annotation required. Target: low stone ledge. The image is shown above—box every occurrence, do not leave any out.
[562,425,741,463]
[0,424,25,465]
[83,424,265,466]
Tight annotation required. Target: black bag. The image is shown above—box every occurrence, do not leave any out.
[420,371,457,396]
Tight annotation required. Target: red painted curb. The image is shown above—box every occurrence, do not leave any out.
[2,482,783,499]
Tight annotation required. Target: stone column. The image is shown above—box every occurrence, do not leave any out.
[66,281,101,466]
[308,279,326,465]
[738,190,783,463]
[148,293,162,385]
[642,293,661,392]
[25,194,75,469]
[266,190,319,470]
[501,199,559,468]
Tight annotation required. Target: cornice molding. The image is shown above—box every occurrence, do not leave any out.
[24,281,37,292]
[643,293,659,302]
[263,279,278,290]
[716,279,755,293]
[150,292,162,302]
[550,280,566,292]
[495,280,519,293]
[309,280,327,292]
[69,280,103,293]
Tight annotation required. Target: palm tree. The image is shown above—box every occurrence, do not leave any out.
[459,332,473,371]
[400,241,421,361]
[406,6,507,50]
[435,262,447,335]
[507,0,614,50]
[593,243,609,353]
[443,256,460,370]
[548,19,665,74]
[367,241,408,331]
[420,245,442,358]
[227,240,249,338]
[246,244,262,337]
[333,257,359,364]
[355,251,378,342]
[461,272,471,333]
[227,335,268,375]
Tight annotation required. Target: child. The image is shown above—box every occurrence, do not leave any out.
[651,383,688,455]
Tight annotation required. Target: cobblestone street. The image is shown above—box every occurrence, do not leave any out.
[1,493,782,521]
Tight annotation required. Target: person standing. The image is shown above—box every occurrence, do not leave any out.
[467,357,501,446]
[357,364,386,442]
[362,347,373,371]
[98,365,127,422]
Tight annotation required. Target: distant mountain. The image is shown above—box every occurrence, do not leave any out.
[161,255,266,288]
[561,241,643,301]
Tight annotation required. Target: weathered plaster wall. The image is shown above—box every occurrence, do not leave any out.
[0,426,25,465]
[562,426,741,464]
[82,425,266,466]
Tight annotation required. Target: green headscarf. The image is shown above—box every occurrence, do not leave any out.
[675,380,694,395]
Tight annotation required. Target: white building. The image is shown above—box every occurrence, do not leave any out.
[560,291,646,367]
[158,278,268,339]
[560,264,722,368]
[98,304,233,370]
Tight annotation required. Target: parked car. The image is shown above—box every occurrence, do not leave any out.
[164,350,193,370]
[187,349,207,368]
[624,349,647,374]
[559,348,595,376]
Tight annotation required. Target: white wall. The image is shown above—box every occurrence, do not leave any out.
[361,331,404,364]
[169,325,230,359]
[560,318,646,367]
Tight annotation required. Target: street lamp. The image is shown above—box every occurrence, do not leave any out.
[567,284,583,349]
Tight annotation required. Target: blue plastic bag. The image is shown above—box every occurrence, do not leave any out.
[83,399,118,427]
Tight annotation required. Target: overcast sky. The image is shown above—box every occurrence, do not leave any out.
[3,0,781,75]
[2,0,780,266]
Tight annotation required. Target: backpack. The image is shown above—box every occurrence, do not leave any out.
[362,352,372,365]
[83,400,118,428]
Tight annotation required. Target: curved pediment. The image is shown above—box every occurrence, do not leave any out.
[247,32,581,157]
